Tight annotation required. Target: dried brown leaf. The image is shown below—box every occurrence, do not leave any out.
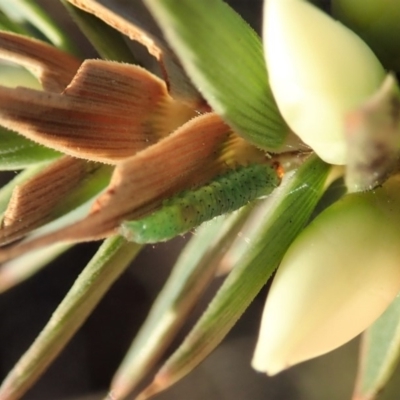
[0,112,263,262]
[0,59,196,163]
[0,156,101,244]
[345,75,400,192]
[66,0,205,107]
[0,31,81,92]
[69,0,162,59]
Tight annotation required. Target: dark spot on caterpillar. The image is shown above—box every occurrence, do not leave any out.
[120,163,280,243]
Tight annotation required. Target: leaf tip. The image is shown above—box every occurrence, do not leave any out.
[107,377,136,400]
[135,373,171,400]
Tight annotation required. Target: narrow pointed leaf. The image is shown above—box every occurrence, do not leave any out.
[137,155,330,399]
[144,0,290,150]
[0,127,60,170]
[62,0,137,63]
[66,0,204,106]
[353,296,400,400]
[0,0,79,55]
[0,235,141,400]
[0,63,40,89]
[0,59,195,163]
[110,207,254,399]
[0,10,28,34]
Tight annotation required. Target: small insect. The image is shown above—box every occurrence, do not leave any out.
[120,163,281,243]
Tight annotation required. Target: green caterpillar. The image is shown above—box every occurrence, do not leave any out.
[120,163,280,243]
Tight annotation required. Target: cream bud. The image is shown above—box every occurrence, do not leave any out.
[263,0,385,165]
[252,175,400,375]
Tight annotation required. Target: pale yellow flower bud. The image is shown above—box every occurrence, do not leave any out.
[252,175,400,375]
[263,0,385,165]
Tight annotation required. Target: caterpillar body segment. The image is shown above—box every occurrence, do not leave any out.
[120,163,280,243]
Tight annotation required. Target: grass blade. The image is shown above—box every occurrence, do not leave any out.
[0,236,141,400]
[137,155,331,399]
[354,296,400,400]
[144,0,290,150]
[110,206,254,399]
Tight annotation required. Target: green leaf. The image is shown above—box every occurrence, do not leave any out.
[61,0,137,63]
[0,235,142,400]
[137,155,331,398]
[110,206,254,399]
[0,63,41,90]
[354,296,400,400]
[0,0,79,54]
[144,0,289,150]
[0,10,28,34]
[0,127,60,170]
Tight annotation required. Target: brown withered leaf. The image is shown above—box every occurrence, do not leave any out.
[66,0,205,107]
[0,31,81,92]
[0,112,264,262]
[0,156,105,245]
[345,75,400,192]
[0,59,196,163]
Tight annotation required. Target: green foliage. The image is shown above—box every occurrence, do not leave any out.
[145,0,289,150]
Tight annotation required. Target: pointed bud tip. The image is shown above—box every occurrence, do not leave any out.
[251,354,287,376]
